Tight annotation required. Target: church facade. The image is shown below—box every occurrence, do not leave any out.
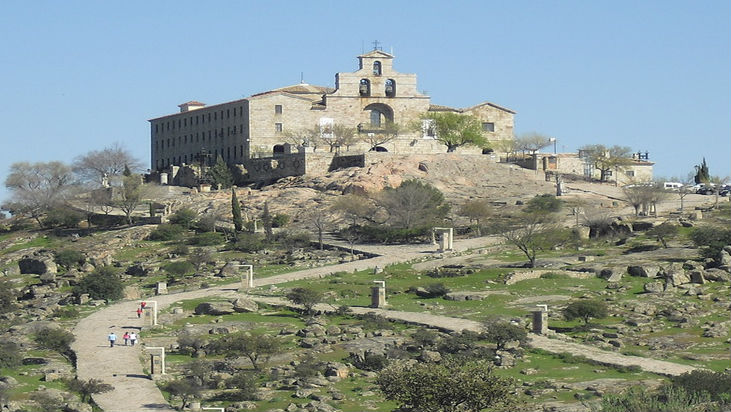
[149,50,515,172]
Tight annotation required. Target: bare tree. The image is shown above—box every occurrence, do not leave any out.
[514,132,552,155]
[283,125,323,151]
[578,144,634,182]
[499,213,564,268]
[361,121,400,151]
[331,194,376,227]
[378,180,450,229]
[302,202,332,250]
[3,161,75,226]
[116,175,160,224]
[73,143,143,186]
[323,124,358,153]
[458,199,492,236]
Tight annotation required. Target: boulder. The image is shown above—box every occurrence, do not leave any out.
[444,292,484,301]
[194,302,235,315]
[627,265,660,278]
[600,269,622,282]
[325,326,342,336]
[18,255,57,275]
[704,268,730,282]
[125,263,150,277]
[414,287,431,298]
[217,261,241,277]
[666,270,691,286]
[324,362,349,379]
[39,272,56,284]
[418,350,442,363]
[631,221,655,231]
[718,249,731,267]
[688,270,706,284]
[80,262,96,273]
[231,298,258,313]
[643,281,664,293]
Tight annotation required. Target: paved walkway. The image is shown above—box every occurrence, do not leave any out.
[72,234,696,411]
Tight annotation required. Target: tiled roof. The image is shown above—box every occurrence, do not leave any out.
[178,101,206,107]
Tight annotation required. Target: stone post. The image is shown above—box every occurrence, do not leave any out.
[434,228,454,252]
[532,304,548,335]
[147,347,165,376]
[155,282,168,295]
[371,281,386,308]
[238,264,254,291]
[141,300,158,326]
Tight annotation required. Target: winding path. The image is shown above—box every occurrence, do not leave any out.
[73,235,696,411]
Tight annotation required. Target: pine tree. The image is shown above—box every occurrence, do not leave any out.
[232,189,243,232]
[206,155,233,189]
[694,158,710,184]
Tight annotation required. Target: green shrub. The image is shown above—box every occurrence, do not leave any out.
[73,266,124,301]
[671,370,731,401]
[168,207,198,229]
[0,280,17,314]
[42,207,83,228]
[164,261,195,281]
[0,342,22,368]
[483,320,528,349]
[411,329,439,348]
[233,233,267,252]
[348,351,389,371]
[539,272,569,279]
[148,223,185,241]
[54,249,86,269]
[35,327,75,355]
[52,306,80,319]
[171,244,190,256]
[271,213,290,228]
[189,232,225,246]
[599,385,713,412]
[294,354,323,379]
[563,299,608,325]
[525,194,563,214]
[691,227,731,259]
[351,225,431,244]
[224,372,259,401]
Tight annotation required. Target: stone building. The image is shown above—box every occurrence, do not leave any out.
[523,151,654,185]
[149,49,515,172]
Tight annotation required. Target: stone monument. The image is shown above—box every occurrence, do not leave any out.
[532,304,548,335]
[371,280,386,308]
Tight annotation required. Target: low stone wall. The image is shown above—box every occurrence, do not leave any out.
[504,269,594,285]
[243,153,307,182]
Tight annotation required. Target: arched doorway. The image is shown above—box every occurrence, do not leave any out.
[363,103,394,128]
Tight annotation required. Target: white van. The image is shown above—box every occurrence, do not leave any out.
[663,182,683,191]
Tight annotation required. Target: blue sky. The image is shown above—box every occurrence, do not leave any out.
[1,1,729,203]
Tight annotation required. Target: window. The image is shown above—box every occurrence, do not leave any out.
[385,79,396,97]
[227,109,230,119]
[482,122,495,132]
[626,170,635,177]
[155,124,158,133]
[373,61,382,75]
[214,112,217,120]
[359,79,370,97]
[177,119,181,128]
[422,119,436,138]
[275,123,283,133]
[275,104,283,114]
[184,118,187,127]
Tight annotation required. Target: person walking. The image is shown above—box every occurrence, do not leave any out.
[129,332,137,346]
[108,332,117,348]
[123,331,130,346]
[136,307,143,318]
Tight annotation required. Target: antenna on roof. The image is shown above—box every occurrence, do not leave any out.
[300,72,304,84]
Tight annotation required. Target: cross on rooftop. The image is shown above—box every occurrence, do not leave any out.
[372,40,382,51]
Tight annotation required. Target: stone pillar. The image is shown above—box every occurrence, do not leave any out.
[148,347,165,376]
[159,172,168,185]
[532,310,548,335]
[155,282,168,295]
[238,265,253,291]
[434,228,453,252]
[371,281,386,308]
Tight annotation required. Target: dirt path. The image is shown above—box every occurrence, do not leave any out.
[72,236,493,411]
[72,231,697,411]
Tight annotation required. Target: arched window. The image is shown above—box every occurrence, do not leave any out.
[273,144,285,155]
[373,61,382,75]
[370,109,383,127]
[385,79,396,97]
[359,79,370,97]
